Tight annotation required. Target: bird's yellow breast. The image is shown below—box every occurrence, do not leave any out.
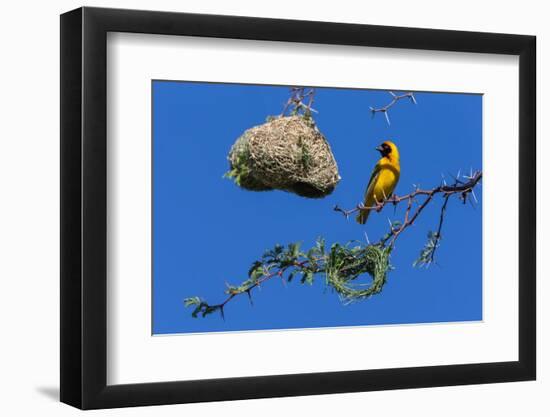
[372,166,399,201]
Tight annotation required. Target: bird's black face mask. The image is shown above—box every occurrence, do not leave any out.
[376,143,391,157]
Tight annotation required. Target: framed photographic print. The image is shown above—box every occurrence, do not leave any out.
[60,6,536,410]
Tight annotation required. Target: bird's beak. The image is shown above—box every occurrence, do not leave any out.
[375,145,384,154]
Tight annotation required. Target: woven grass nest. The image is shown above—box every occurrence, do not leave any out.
[226,116,341,198]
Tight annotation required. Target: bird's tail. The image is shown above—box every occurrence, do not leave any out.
[356,209,370,225]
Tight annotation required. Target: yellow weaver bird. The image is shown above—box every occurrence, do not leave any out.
[356,141,401,225]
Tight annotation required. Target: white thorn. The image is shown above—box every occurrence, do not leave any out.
[471,189,478,203]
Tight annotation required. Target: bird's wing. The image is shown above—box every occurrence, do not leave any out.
[363,165,381,204]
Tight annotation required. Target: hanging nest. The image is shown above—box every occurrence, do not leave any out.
[225,116,340,198]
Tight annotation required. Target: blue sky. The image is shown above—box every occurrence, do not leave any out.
[152,81,482,335]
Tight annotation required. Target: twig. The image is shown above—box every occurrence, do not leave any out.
[334,170,481,252]
[334,170,482,221]
[429,195,450,263]
[280,87,317,117]
[184,239,390,319]
[370,91,416,125]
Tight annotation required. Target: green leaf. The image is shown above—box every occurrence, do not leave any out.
[183,297,201,307]
[288,242,301,258]
[248,260,263,278]
[301,270,314,285]
[413,231,441,268]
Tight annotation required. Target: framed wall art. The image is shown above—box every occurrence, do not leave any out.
[60,6,536,409]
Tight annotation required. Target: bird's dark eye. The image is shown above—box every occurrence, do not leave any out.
[383,144,391,154]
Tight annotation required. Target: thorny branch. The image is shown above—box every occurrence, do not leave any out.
[370,91,417,125]
[428,195,450,264]
[185,170,482,319]
[201,258,309,320]
[334,169,481,253]
[280,87,317,118]
[184,237,391,319]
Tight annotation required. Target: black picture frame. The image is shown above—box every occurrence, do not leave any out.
[60,6,536,410]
